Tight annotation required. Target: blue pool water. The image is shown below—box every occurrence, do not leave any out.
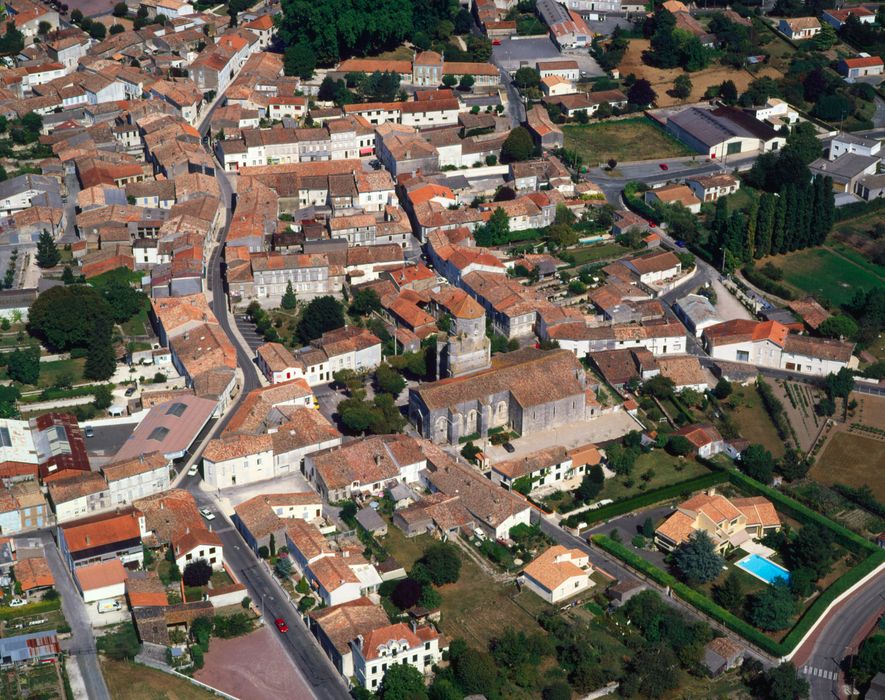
[735,554,790,585]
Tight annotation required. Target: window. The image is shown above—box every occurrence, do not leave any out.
[736,350,750,362]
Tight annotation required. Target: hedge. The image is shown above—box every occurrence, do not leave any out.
[0,597,61,622]
[564,470,727,528]
[725,469,877,555]
[592,534,784,656]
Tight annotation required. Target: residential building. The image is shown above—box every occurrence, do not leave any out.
[305,434,426,501]
[46,472,111,524]
[548,319,687,358]
[537,60,580,82]
[809,152,881,193]
[233,492,324,554]
[56,508,143,571]
[309,598,390,679]
[703,637,744,676]
[537,0,592,48]
[0,481,47,534]
[102,452,171,506]
[521,545,594,604]
[655,491,781,552]
[777,17,821,40]
[173,529,223,571]
[703,319,856,375]
[837,56,884,82]
[623,251,683,284]
[351,622,444,691]
[685,174,740,203]
[828,132,881,160]
[822,6,876,29]
[13,557,54,598]
[490,445,599,494]
[673,423,726,458]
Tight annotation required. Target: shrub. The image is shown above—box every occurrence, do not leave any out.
[182,559,212,587]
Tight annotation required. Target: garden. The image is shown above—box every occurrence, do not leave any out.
[591,460,884,657]
[562,117,693,165]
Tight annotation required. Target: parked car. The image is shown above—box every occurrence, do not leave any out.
[97,600,121,613]
[275,618,289,633]
[84,426,94,438]
[659,163,669,170]
[199,507,215,521]
[503,442,516,454]
[124,386,136,397]
[674,239,687,248]
[8,598,26,608]
[187,465,199,477]
[492,39,501,45]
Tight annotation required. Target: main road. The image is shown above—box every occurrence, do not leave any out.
[182,86,350,700]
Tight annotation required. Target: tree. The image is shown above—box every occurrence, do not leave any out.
[419,542,461,585]
[102,278,146,323]
[84,319,117,381]
[577,466,604,501]
[459,74,475,91]
[606,442,639,475]
[89,22,106,40]
[284,42,316,79]
[113,2,128,16]
[501,127,534,163]
[623,644,680,699]
[96,623,141,660]
[442,74,457,88]
[713,570,744,612]
[29,285,114,351]
[785,121,822,165]
[35,231,60,268]
[375,363,406,396]
[275,556,293,578]
[672,73,692,99]
[391,578,422,610]
[665,435,694,457]
[748,580,796,631]
[715,79,737,105]
[851,633,885,689]
[825,367,855,400]
[642,374,675,399]
[61,266,75,285]
[738,443,775,484]
[673,531,724,584]
[350,288,381,316]
[474,207,510,246]
[542,682,572,700]
[452,650,499,695]
[379,663,428,700]
[6,346,39,385]
[757,662,810,700]
[627,79,656,107]
[93,384,113,410]
[786,523,833,579]
[281,282,297,310]
[182,559,213,587]
[110,24,125,34]
[779,448,810,481]
[642,517,654,538]
[296,296,345,343]
[712,377,733,399]
[513,67,540,90]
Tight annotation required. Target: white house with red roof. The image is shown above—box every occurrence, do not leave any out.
[351,622,445,691]
[837,55,884,82]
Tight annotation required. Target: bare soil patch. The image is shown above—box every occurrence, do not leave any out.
[618,39,783,107]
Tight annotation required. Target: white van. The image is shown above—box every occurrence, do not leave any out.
[97,599,122,613]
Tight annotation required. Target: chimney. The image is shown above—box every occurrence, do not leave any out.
[85,535,90,545]
[160,501,164,510]
[185,526,190,535]
[374,454,381,466]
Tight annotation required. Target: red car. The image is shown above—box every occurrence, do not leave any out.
[659,163,669,171]
[275,618,289,633]
[492,39,501,45]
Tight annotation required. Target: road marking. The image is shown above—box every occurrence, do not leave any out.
[802,666,838,681]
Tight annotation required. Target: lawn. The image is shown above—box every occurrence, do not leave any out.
[598,451,712,502]
[811,431,885,500]
[383,527,541,649]
[724,185,758,214]
[37,358,86,389]
[101,659,217,700]
[563,118,692,165]
[121,306,150,337]
[722,386,787,458]
[765,246,883,307]
[568,242,630,266]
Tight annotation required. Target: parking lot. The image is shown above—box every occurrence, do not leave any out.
[492,37,604,78]
[234,315,265,352]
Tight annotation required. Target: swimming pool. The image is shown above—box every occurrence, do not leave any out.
[735,553,790,585]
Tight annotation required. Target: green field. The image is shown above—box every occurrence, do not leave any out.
[599,451,712,502]
[768,246,883,307]
[563,118,693,164]
[568,242,630,266]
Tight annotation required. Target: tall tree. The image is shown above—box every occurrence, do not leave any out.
[84,318,116,381]
[281,282,297,310]
[673,531,724,584]
[745,196,759,260]
[296,296,345,343]
[748,580,796,631]
[35,231,61,268]
[772,190,787,255]
[754,192,776,258]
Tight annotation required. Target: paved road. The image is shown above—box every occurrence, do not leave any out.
[793,570,885,699]
[180,85,348,700]
[39,530,111,700]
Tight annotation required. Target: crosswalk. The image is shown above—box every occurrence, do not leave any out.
[801,665,839,681]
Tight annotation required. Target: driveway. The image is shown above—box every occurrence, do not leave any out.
[234,315,265,352]
[85,423,138,460]
[585,504,674,571]
[38,531,111,700]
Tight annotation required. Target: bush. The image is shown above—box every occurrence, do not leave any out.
[182,559,212,587]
